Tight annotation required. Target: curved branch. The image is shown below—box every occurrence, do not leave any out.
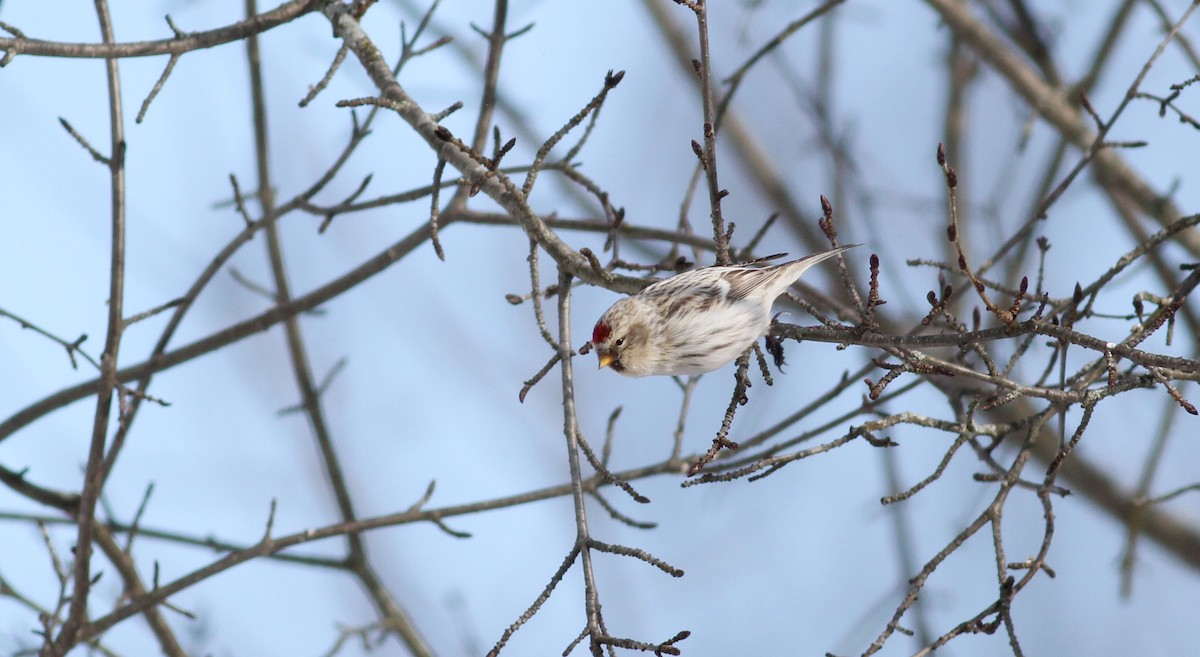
[0,0,319,61]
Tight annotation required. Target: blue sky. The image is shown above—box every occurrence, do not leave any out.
[2,1,1199,655]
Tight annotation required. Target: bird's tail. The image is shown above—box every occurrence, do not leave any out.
[780,243,859,280]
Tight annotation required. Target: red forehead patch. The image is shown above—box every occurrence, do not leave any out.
[592,321,611,344]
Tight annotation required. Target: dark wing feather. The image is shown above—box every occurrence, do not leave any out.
[723,266,777,302]
[638,271,728,317]
[665,284,723,317]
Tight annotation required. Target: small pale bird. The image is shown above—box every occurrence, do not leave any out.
[590,245,858,377]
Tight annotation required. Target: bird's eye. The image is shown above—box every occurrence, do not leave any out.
[614,338,625,347]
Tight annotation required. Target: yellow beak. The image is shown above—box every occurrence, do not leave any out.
[597,351,616,369]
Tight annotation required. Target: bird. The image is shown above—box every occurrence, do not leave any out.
[589,244,859,377]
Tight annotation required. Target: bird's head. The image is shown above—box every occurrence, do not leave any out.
[590,300,653,376]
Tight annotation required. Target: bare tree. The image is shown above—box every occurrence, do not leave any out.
[1,1,1198,656]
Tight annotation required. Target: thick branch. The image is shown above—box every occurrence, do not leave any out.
[0,0,320,60]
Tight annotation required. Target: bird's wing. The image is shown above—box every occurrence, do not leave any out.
[639,269,728,317]
[724,266,778,302]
